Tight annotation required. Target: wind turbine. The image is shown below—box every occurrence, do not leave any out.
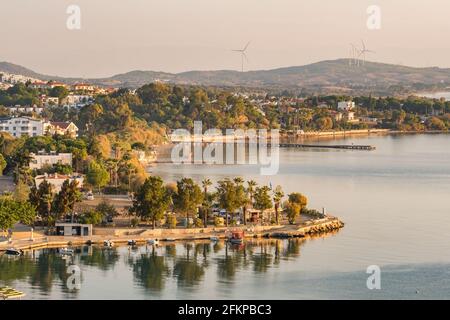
[349,43,359,66]
[358,40,375,65]
[232,41,250,72]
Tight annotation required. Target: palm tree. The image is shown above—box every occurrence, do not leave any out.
[272,186,284,225]
[201,179,212,227]
[234,177,247,225]
[246,180,257,207]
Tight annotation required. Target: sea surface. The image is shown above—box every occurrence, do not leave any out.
[2,133,450,299]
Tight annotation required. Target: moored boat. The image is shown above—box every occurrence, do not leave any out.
[128,240,137,246]
[104,240,114,247]
[227,230,244,245]
[58,248,74,255]
[5,248,23,256]
[147,239,159,245]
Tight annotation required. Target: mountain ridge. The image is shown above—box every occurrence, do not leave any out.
[1,59,450,94]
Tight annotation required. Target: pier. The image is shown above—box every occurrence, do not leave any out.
[278,143,376,150]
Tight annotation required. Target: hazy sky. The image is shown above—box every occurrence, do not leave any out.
[1,0,450,77]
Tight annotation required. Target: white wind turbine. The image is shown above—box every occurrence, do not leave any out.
[349,43,359,66]
[358,40,375,65]
[232,41,251,72]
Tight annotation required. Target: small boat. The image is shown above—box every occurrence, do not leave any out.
[0,286,26,300]
[164,238,175,242]
[104,240,114,247]
[127,240,137,246]
[210,236,219,242]
[227,230,244,245]
[58,248,74,255]
[147,239,159,245]
[5,248,23,256]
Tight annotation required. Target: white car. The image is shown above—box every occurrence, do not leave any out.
[84,192,94,200]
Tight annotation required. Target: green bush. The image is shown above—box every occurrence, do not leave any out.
[214,216,224,227]
[194,218,203,228]
[130,217,139,227]
[166,215,177,229]
[80,210,103,225]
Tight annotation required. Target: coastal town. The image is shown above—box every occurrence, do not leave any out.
[1,69,450,251]
[0,68,448,300]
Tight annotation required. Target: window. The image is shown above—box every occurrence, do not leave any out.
[13,127,16,130]
[4,127,8,130]
[33,127,37,131]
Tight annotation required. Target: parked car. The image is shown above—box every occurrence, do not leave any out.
[84,192,94,200]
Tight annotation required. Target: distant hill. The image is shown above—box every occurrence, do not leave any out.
[2,59,450,94]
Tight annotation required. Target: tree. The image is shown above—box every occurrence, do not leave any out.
[246,180,257,208]
[253,186,273,225]
[233,178,248,225]
[130,176,171,229]
[216,178,240,227]
[288,193,308,208]
[53,179,81,221]
[173,178,203,228]
[0,198,36,234]
[49,86,69,101]
[201,178,213,227]
[30,180,54,225]
[95,200,119,220]
[13,179,30,202]
[285,202,301,225]
[87,160,110,193]
[0,153,6,175]
[272,185,284,225]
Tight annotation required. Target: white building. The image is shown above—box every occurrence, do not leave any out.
[62,94,93,108]
[338,101,355,111]
[34,173,84,193]
[39,95,59,106]
[8,105,43,115]
[29,151,73,170]
[0,116,48,137]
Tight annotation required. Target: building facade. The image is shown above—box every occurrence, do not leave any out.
[34,173,84,193]
[0,116,48,137]
[29,151,73,170]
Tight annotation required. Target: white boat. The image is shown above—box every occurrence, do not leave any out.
[103,240,114,247]
[58,248,74,255]
[210,237,219,242]
[147,239,159,245]
[128,240,137,246]
[5,248,23,256]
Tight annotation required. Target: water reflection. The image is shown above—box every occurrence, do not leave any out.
[0,238,310,298]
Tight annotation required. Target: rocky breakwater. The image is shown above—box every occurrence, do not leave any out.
[267,216,344,239]
[300,217,344,235]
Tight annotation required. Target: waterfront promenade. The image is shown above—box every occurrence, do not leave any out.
[0,216,344,252]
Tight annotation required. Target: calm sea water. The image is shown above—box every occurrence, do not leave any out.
[2,134,450,299]
[421,91,450,100]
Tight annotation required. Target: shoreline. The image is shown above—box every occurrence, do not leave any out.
[0,216,344,252]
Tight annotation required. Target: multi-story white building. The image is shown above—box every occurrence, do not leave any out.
[0,116,48,137]
[29,151,73,170]
[62,94,93,108]
[0,116,78,138]
[8,105,43,115]
[34,173,84,193]
[338,101,355,111]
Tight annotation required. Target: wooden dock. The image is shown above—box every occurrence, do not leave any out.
[278,143,376,150]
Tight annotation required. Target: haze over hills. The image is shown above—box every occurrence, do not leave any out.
[1,59,450,94]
